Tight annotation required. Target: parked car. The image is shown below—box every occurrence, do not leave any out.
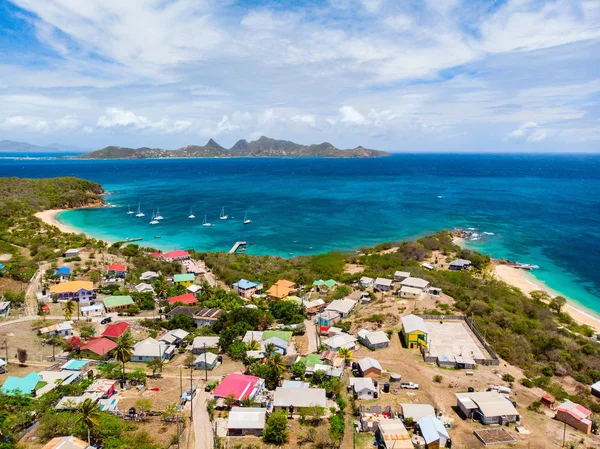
[400,382,419,390]
[100,317,112,324]
[182,387,197,402]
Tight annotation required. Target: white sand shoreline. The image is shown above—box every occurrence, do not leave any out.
[494,263,600,332]
[34,209,112,244]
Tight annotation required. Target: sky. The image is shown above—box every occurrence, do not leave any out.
[0,0,598,152]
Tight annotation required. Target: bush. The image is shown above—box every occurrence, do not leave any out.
[520,378,534,388]
[433,374,443,383]
[502,374,515,383]
[263,410,289,444]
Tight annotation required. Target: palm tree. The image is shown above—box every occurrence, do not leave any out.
[241,396,259,407]
[245,339,261,351]
[114,329,135,380]
[76,398,101,445]
[338,347,353,365]
[147,358,164,376]
[267,352,286,375]
[242,356,258,374]
[154,275,169,299]
[62,300,76,320]
[263,342,277,356]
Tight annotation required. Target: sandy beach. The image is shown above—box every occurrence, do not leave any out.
[494,263,600,332]
[34,209,103,241]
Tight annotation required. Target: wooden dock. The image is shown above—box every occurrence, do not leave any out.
[228,241,247,254]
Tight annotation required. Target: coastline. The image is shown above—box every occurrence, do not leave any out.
[493,263,600,332]
[34,209,112,244]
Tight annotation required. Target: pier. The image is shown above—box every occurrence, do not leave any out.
[124,237,143,242]
[228,241,247,254]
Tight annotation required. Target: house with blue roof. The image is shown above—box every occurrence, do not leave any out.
[233,279,263,299]
[1,371,42,395]
[55,266,71,281]
[416,415,450,449]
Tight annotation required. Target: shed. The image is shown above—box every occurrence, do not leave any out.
[357,357,382,377]
[417,415,450,448]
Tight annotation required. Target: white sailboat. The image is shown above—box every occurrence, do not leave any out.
[203,214,212,227]
[135,203,145,217]
[127,204,134,215]
[188,207,195,219]
[220,207,228,220]
[243,210,251,225]
[149,210,159,225]
[155,207,164,220]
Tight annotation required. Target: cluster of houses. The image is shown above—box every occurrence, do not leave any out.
[359,272,440,300]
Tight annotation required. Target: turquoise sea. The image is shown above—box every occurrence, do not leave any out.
[2,154,600,317]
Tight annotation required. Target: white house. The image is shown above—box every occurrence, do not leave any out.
[400,277,430,291]
[272,387,327,411]
[191,336,220,354]
[394,271,410,282]
[187,284,202,295]
[350,377,377,400]
[63,249,80,258]
[133,283,155,294]
[374,278,393,292]
[39,321,73,337]
[159,329,189,346]
[140,271,159,281]
[359,276,374,287]
[227,407,267,436]
[81,304,105,318]
[322,332,357,351]
[132,338,175,362]
[417,415,450,447]
[399,286,423,300]
[325,298,357,318]
[358,330,390,349]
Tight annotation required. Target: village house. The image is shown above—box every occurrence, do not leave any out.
[133,282,155,294]
[455,391,520,425]
[555,400,593,434]
[401,314,429,349]
[166,306,200,320]
[325,298,357,318]
[194,308,224,327]
[312,279,337,292]
[376,419,413,449]
[132,337,175,362]
[187,284,202,296]
[357,330,390,349]
[400,403,436,422]
[49,280,94,302]
[80,304,105,318]
[161,250,191,262]
[350,377,378,400]
[103,295,134,312]
[101,321,131,340]
[213,373,264,402]
[55,266,71,281]
[356,357,383,378]
[272,386,326,412]
[107,263,127,278]
[317,310,341,328]
[1,371,43,395]
[40,321,73,337]
[79,337,117,358]
[449,259,472,271]
[394,271,410,282]
[173,273,195,287]
[359,276,374,287]
[233,279,263,298]
[400,277,430,291]
[302,298,326,315]
[227,407,267,436]
[140,271,159,281]
[374,277,393,292]
[194,352,219,371]
[191,336,220,354]
[399,285,423,300]
[322,332,357,351]
[159,329,189,347]
[310,364,343,379]
[266,279,295,299]
[61,359,91,374]
[63,248,80,258]
[417,415,450,449]
[168,292,198,306]
[0,301,10,317]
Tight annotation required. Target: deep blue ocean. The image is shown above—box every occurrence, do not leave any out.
[2,154,599,316]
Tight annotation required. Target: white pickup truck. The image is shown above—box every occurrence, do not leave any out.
[400,382,419,390]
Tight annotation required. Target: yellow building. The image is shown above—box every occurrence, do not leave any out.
[173,273,195,287]
[401,314,428,349]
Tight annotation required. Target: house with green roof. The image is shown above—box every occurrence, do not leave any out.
[173,273,195,287]
[297,353,321,368]
[103,295,134,312]
[262,330,293,342]
[1,371,42,395]
[312,279,337,292]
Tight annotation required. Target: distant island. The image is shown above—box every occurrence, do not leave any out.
[80,135,389,159]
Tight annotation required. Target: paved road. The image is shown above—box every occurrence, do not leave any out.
[192,388,214,449]
[0,314,150,328]
[304,319,318,354]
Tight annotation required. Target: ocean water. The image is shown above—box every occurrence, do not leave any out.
[2,154,600,316]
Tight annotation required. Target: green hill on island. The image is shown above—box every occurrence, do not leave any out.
[80,135,389,159]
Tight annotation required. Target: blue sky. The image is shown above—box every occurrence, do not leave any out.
[0,0,598,152]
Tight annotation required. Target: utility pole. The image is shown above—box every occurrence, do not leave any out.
[2,339,7,373]
[204,343,208,381]
[189,365,194,421]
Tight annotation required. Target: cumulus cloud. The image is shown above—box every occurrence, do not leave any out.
[96,108,192,133]
[0,114,81,133]
[339,106,368,125]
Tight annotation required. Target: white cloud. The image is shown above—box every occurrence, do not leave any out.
[339,106,367,125]
[96,108,192,133]
[0,114,81,133]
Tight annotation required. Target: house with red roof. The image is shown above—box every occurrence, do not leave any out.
[80,337,117,358]
[213,373,264,402]
[168,293,198,305]
[162,250,191,262]
[555,401,593,434]
[101,322,131,340]
[107,263,127,278]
